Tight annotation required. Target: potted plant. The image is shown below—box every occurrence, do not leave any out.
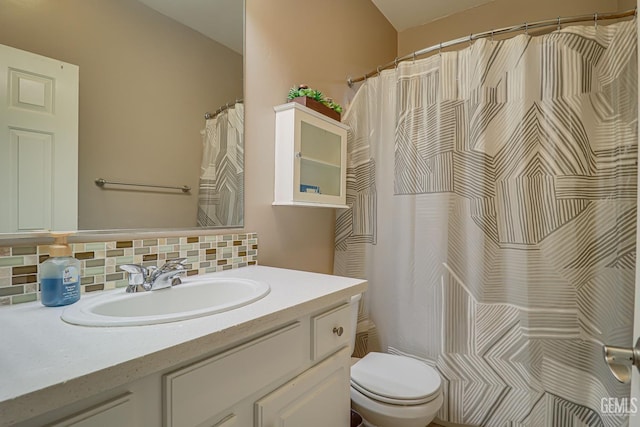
[287,84,343,121]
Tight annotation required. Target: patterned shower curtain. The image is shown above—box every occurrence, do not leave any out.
[197,102,244,226]
[336,20,637,426]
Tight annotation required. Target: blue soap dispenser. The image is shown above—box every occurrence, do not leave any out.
[40,233,81,307]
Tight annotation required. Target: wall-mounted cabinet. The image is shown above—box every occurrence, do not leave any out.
[273,102,349,209]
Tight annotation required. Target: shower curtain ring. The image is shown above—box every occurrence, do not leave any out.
[594,12,598,29]
[525,22,528,35]
[439,42,443,56]
[377,65,382,75]
[490,30,494,41]
[557,16,561,31]
[413,52,417,63]
[394,57,399,69]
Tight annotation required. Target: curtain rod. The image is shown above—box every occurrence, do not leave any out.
[204,99,243,120]
[347,8,636,87]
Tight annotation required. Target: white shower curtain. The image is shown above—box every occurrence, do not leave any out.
[336,20,637,426]
[197,102,244,226]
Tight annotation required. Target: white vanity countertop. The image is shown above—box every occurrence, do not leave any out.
[0,265,367,426]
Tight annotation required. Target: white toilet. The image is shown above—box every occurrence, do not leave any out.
[349,295,443,427]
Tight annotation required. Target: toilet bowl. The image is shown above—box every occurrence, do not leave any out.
[349,295,442,427]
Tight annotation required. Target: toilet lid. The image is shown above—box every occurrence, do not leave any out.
[351,352,441,405]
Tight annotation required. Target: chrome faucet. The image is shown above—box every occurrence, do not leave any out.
[120,258,188,293]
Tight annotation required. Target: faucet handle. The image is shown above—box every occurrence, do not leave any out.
[119,264,147,293]
[164,258,188,268]
[154,258,188,276]
[119,264,146,280]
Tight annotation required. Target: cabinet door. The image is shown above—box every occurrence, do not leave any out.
[255,347,351,427]
[293,109,346,207]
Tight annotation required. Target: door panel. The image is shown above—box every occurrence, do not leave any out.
[14,129,52,230]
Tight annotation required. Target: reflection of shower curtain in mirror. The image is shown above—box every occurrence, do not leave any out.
[336,20,637,426]
[197,103,244,226]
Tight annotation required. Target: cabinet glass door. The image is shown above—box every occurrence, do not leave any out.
[297,121,342,198]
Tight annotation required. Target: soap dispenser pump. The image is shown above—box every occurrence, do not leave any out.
[40,233,81,307]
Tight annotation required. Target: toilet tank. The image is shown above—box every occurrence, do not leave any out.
[349,293,362,353]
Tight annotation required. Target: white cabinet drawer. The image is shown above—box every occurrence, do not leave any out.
[163,322,305,427]
[311,303,350,360]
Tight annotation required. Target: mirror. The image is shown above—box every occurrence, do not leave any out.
[0,0,244,234]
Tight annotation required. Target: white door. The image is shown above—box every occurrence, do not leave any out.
[629,0,640,427]
[0,43,78,233]
[629,5,640,425]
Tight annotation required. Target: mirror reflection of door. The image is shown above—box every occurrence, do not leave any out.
[0,1,243,232]
[0,43,79,233]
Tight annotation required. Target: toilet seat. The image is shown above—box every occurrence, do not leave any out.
[350,352,441,406]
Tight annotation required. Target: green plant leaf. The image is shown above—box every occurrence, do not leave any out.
[287,87,299,100]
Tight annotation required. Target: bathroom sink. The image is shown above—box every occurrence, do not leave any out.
[61,277,270,327]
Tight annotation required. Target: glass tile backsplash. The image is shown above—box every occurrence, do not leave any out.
[0,233,258,306]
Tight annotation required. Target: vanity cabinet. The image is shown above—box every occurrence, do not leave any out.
[273,102,349,208]
[28,301,353,427]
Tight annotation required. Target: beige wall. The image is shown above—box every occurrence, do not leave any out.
[398,0,623,56]
[0,0,242,230]
[619,0,636,10]
[244,0,396,273]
